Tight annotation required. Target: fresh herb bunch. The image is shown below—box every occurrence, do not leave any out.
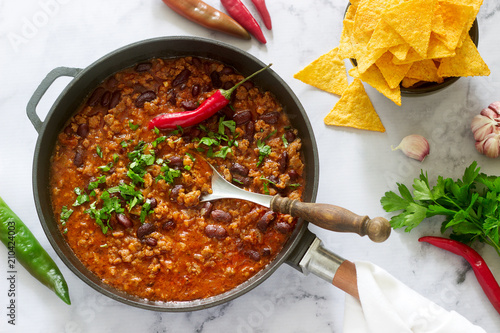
[381,161,500,256]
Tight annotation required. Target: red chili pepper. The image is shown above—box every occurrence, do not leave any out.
[419,236,500,315]
[220,0,267,44]
[148,64,271,130]
[161,0,251,40]
[251,0,272,30]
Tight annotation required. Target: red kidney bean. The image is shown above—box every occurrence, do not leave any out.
[214,226,228,240]
[76,123,89,138]
[259,111,280,124]
[73,150,84,167]
[145,237,157,246]
[233,110,252,125]
[230,163,249,176]
[109,91,121,109]
[137,223,156,239]
[217,106,233,120]
[172,69,191,87]
[116,213,133,228]
[245,250,261,262]
[135,62,152,72]
[257,211,275,232]
[168,156,183,168]
[100,91,111,107]
[148,198,158,209]
[170,185,183,201]
[191,84,200,97]
[200,202,213,218]
[181,100,198,110]
[262,247,271,256]
[221,66,234,75]
[288,169,299,181]
[162,220,176,231]
[64,125,73,136]
[232,174,251,187]
[284,130,296,143]
[135,90,156,107]
[211,210,232,223]
[88,87,105,106]
[275,221,293,234]
[244,121,255,141]
[242,81,254,90]
[106,77,118,90]
[223,81,234,90]
[278,151,289,173]
[210,71,222,89]
[205,225,228,240]
[191,57,202,67]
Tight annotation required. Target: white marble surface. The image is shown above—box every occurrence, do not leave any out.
[0,0,500,332]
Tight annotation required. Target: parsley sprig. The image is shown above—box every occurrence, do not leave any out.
[381,161,500,255]
[195,118,237,159]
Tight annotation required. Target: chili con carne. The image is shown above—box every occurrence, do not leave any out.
[220,0,267,44]
[0,196,71,304]
[148,63,271,130]
[161,0,250,40]
[251,0,272,30]
[419,236,500,315]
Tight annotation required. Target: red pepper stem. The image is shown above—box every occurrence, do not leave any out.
[220,63,272,100]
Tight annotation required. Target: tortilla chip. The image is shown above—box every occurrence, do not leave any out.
[437,34,490,77]
[367,19,405,50]
[401,77,421,88]
[294,48,348,95]
[382,0,436,58]
[427,33,456,59]
[433,2,475,50]
[344,3,358,21]
[390,43,411,61]
[376,52,412,89]
[356,46,387,73]
[349,66,401,106]
[324,79,385,132]
[406,59,443,83]
[392,47,424,65]
[338,19,356,59]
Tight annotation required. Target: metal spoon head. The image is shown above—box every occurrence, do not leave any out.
[200,163,272,208]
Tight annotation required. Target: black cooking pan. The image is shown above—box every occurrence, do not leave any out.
[27,36,388,310]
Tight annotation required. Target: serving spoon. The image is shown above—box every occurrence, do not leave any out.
[200,163,391,243]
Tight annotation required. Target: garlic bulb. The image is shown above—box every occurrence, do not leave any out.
[392,134,430,162]
[472,102,500,158]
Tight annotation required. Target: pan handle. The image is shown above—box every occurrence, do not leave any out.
[27,67,82,133]
[299,236,359,300]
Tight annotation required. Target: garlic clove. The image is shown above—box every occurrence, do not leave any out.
[480,133,500,158]
[392,134,430,162]
[487,101,500,115]
[471,115,496,141]
[481,106,499,119]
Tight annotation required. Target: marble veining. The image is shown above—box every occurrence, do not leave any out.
[1,0,500,332]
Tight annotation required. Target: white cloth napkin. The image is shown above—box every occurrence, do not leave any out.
[343,261,486,333]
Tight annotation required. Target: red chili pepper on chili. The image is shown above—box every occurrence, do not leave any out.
[148,64,272,130]
[251,0,272,30]
[419,236,500,315]
[220,0,267,44]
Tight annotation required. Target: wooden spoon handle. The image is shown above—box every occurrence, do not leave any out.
[270,196,391,243]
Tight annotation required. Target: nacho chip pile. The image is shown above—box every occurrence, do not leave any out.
[295,0,490,132]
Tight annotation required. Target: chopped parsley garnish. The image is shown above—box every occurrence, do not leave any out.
[281,134,289,148]
[73,187,89,206]
[127,141,155,185]
[59,206,73,226]
[85,190,124,234]
[156,161,182,184]
[98,162,113,172]
[214,146,232,159]
[88,175,106,191]
[260,176,276,195]
[120,141,128,148]
[139,199,153,223]
[96,145,103,158]
[129,121,140,130]
[288,183,301,189]
[256,140,272,166]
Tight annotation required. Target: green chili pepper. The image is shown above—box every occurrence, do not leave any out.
[0,196,71,305]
